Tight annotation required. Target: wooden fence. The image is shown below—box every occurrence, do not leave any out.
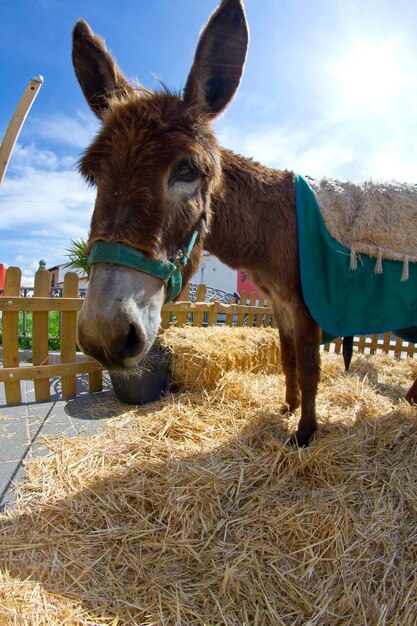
[0,267,416,406]
[0,267,102,405]
[161,283,275,329]
[322,333,417,358]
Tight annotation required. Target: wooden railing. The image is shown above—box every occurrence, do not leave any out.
[323,334,417,358]
[0,267,416,406]
[0,267,102,405]
[161,283,274,329]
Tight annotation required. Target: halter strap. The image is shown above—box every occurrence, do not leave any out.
[88,229,199,302]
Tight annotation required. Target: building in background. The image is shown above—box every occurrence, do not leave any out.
[193,252,237,294]
[48,263,88,289]
[192,252,260,297]
[237,269,262,297]
[0,264,5,290]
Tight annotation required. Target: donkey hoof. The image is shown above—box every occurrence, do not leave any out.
[280,399,300,415]
[289,429,313,448]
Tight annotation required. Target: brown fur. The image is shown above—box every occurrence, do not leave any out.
[73,0,415,446]
[79,89,221,284]
[405,378,417,404]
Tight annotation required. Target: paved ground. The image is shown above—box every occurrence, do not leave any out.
[0,363,116,513]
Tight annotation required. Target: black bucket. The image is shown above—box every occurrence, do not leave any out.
[109,342,174,404]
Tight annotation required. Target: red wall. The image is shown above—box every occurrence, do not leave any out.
[237,269,261,297]
[0,264,5,290]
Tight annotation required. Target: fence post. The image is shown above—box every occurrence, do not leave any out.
[2,267,22,404]
[382,332,392,355]
[394,334,404,358]
[246,292,257,327]
[237,291,247,326]
[255,297,265,327]
[61,272,78,398]
[225,306,234,326]
[356,334,366,355]
[161,298,171,328]
[88,360,103,394]
[333,337,342,354]
[175,283,190,326]
[207,301,218,326]
[32,268,51,402]
[193,284,207,326]
[265,298,274,327]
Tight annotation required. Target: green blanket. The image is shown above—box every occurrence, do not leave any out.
[295,174,417,343]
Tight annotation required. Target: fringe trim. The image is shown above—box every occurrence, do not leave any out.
[374,247,383,274]
[349,248,358,271]
[401,256,410,282]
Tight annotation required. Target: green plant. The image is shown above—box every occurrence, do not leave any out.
[0,311,62,350]
[48,311,60,350]
[18,312,32,349]
[65,238,89,276]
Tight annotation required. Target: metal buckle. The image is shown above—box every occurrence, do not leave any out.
[172,249,187,268]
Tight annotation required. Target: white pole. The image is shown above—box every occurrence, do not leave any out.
[0,75,43,188]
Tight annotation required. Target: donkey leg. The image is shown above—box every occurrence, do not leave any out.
[405,377,417,404]
[273,306,301,413]
[293,310,321,446]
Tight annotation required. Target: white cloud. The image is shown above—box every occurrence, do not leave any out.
[368,147,417,183]
[217,120,359,180]
[0,165,94,231]
[10,143,62,171]
[217,109,417,183]
[31,110,99,149]
[21,276,34,288]
[0,142,95,282]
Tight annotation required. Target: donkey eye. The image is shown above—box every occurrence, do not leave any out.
[170,161,201,185]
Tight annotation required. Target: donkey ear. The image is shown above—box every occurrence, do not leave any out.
[183,0,249,118]
[72,20,132,118]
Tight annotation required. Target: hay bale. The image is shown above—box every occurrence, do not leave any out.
[161,326,281,392]
[0,345,416,625]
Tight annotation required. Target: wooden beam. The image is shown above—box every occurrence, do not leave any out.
[0,297,83,312]
[0,360,102,384]
[162,301,273,315]
[0,76,43,187]
[0,297,273,316]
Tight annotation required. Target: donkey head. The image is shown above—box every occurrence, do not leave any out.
[73,0,248,370]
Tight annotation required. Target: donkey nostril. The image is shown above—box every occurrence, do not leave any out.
[121,324,142,358]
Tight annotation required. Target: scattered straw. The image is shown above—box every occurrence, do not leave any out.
[0,327,416,625]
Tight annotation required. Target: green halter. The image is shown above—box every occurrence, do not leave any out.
[88,230,199,302]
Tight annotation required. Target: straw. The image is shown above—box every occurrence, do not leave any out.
[0,327,416,625]
[160,326,281,392]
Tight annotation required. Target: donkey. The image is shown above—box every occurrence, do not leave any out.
[73,0,416,446]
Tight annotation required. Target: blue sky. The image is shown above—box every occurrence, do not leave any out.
[1,0,417,285]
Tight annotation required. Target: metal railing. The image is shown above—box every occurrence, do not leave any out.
[188,283,240,304]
